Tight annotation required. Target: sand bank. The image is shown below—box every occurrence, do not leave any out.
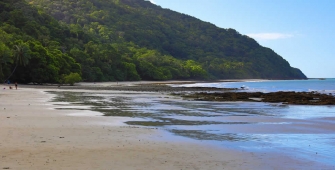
[0,84,332,169]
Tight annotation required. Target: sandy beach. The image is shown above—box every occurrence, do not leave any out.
[0,83,334,169]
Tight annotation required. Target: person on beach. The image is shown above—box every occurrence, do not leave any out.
[15,82,17,90]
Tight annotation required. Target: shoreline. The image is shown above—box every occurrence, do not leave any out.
[1,84,334,169]
[17,80,335,105]
[0,85,264,169]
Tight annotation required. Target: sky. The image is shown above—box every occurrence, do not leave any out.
[148,0,335,78]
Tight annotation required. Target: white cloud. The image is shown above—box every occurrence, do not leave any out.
[247,33,293,40]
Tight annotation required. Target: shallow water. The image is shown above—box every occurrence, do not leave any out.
[49,90,335,167]
[174,78,335,94]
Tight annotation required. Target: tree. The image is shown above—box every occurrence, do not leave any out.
[0,43,12,81]
[184,60,207,79]
[63,72,82,85]
[5,41,31,82]
[0,29,13,82]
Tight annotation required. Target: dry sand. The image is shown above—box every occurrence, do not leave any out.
[0,84,329,170]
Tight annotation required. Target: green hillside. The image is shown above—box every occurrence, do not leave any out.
[0,0,81,84]
[0,0,306,84]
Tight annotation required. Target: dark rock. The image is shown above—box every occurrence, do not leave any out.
[181,91,335,105]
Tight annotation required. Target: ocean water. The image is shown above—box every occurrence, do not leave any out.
[49,79,335,168]
[174,78,335,94]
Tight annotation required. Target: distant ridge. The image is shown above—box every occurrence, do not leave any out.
[1,0,307,83]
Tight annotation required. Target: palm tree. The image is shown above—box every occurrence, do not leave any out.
[5,42,31,82]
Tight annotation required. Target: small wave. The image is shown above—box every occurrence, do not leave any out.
[308,89,335,95]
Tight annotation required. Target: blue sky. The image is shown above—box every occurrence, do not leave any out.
[149,0,335,78]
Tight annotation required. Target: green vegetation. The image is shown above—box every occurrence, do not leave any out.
[0,0,306,84]
[63,72,82,85]
[0,0,81,84]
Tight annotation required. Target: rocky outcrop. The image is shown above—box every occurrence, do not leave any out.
[181,91,335,105]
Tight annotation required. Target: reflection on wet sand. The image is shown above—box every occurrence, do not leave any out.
[49,90,335,167]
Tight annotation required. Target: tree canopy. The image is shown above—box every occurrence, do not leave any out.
[0,0,306,84]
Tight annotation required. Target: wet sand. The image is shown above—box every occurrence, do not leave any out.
[0,83,334,169]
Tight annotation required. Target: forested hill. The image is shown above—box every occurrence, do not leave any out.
[0,0,306,84]
[0,0,82,84]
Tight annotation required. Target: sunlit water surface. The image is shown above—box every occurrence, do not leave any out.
[173,78,335,94]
